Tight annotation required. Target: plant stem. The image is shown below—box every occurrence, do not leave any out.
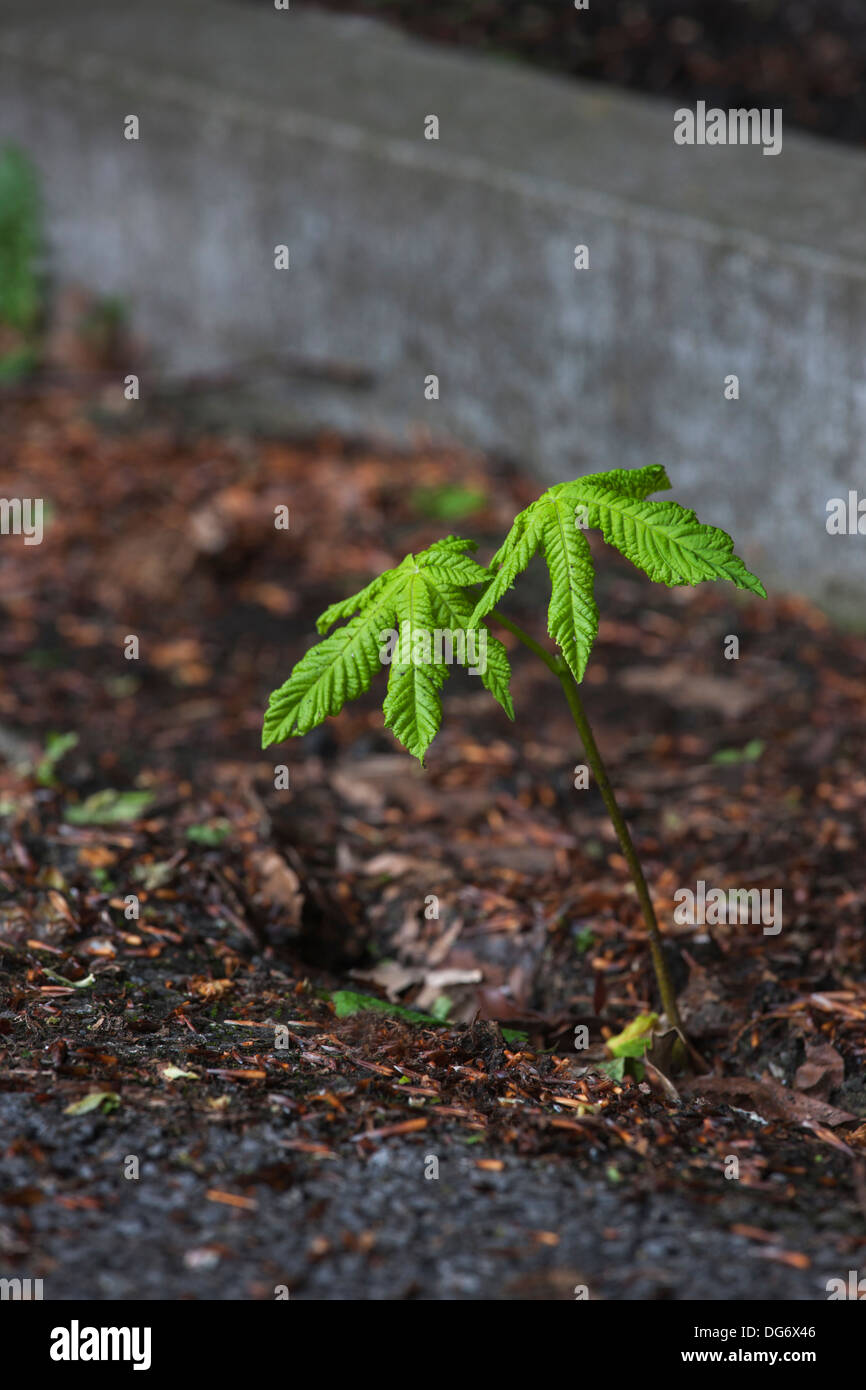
[489,610,683,1032]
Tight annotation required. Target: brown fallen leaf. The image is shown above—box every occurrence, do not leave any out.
[238,581,297,617]
[414,968,482,1012]
[803,1123,855,1158]
[794,1041,844,1100]
[621,664,760,717]
[78,937,116,958]
[361,852,429,877]
[77,845,117,868]
[730,1224,776,1243]
[186,976,234,1001]
[753,1248,811,1270]
[278,1140,337,1157]
[205,1189,257,1211]
[331,771,386,811]
[1,1186,44,1208]
[548,1116,597,1134]
[351,960,420,1000]
[249,850,304,924]
[206,1068,267,1081]
[531,1231,560,1246]
[150,637,205,671]
[684,1074,855,1128]
[46,890,79,929]
[352,1118,428,1142]
[476,986,537,1023]
[846,1122,866,1149]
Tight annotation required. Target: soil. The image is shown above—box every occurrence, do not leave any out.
[0,385,864,1300]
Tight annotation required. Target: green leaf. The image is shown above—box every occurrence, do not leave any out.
[315,559,410,635]
[64,1091,120,1116]
[413,537,491,587]
[597,1013,657,1083]
[500,1027,529,1045]
[42,970,96,989]
[263,537,511,763]
[564,463,671,501]
[329,990,443,1026]
[471,491,598,683]
[411,484,487,521]
[415,536,482,563]
[264,604,394,746]
[382,659,445,764]
[35,731,78,787]
[426,580,514,720]
[262,468,764,762]
[328,990,528,1043]
[539,494,598,683]
[574,484,767,596]
[595,1056,646,1083]
[133,858,179,889]
[606,1012,658,1059]
[595,1057,626,1081]
[471,508,541,623]
[712,738,765,765]
[186,821,231,846]
[472,466,764,684]
[64,789,154,825]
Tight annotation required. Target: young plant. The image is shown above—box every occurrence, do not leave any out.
[263,465,765,1037]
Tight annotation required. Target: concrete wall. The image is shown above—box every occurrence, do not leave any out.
[1,0,864,615]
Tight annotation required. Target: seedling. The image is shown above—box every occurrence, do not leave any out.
[263,465,765,1037]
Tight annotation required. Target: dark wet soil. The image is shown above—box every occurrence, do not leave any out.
[0,387,864,1300]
